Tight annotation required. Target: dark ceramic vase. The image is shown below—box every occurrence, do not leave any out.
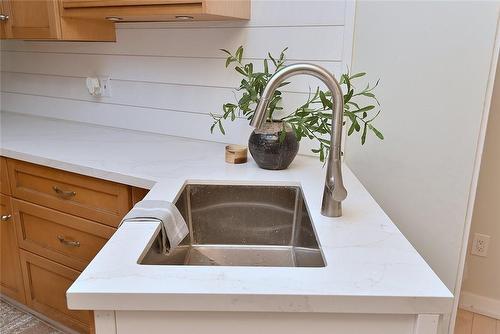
[248,121,299,170]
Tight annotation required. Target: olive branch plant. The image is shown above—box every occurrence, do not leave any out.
[210,46,384,162]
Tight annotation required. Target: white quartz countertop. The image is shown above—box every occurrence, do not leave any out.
[0,112,453,314]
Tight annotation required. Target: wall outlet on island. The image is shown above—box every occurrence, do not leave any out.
[471,233,490,257]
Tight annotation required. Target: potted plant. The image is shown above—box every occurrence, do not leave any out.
[210,46,383,169]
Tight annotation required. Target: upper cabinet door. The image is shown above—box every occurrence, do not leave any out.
[0,2,7,38]
[2,0,61,39]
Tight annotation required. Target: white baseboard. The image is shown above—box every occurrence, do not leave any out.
[459,291,500,320]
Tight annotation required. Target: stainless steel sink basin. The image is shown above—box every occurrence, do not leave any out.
[139,184,325,267]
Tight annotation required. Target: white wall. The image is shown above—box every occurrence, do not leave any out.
[0,0,354,156]
[346,0,499,329]
[460,58,500,320]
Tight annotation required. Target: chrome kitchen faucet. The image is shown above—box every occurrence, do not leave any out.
[250,63,347,217]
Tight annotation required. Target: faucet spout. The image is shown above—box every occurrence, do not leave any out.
[250,63,347,217]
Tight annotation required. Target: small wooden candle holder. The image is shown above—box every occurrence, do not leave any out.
[225,145,248,164]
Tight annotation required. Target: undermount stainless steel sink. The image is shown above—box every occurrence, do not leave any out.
[139,184,325,267]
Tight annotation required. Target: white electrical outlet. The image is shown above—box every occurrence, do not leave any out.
[471,233,490,257]
[99,77,111,97]
[85,76,111,97]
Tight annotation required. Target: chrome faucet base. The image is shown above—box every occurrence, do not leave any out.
[321,187,342,217]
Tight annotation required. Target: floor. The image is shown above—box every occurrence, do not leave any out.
[455,309,500,334]
[0,299,63,334]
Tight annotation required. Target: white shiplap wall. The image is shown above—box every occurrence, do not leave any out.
[0,0,354,154]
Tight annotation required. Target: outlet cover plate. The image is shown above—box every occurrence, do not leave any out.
[471,233,490,257]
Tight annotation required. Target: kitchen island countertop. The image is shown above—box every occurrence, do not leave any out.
[0,112,453,314]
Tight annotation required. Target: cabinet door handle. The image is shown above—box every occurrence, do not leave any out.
[53,186,76,198]
[57,235,80,247]
[0,14,9,21]
[1,214,12,222]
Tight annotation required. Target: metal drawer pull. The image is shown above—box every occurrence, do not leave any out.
[0,14,9,21]
[53,186,76,198]
[57,235,80,247]
[1,214,12,222]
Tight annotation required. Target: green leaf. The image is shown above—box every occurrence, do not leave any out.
[354,120,361,132]
[343,74,351,91]
[361,123,367,145]
[279,125,287,143]
[352,105,375,113]
[247,63,253,75]
[319,91,333,109]
[235,66,247,76]
[218,120,226,135]
[368,124,384,140]
[225,57,234,68]
[264,59,269,75]
[220,49,232,56]
[268,52,278,67]
[348,121,356,136]
[344,89,353,103]
[235,46,244,62]
[349,72,366,79]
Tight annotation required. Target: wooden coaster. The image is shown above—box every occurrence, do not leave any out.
[225,145,248,164]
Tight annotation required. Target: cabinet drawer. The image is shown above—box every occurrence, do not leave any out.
[7,159,131,227]
[1,157,11,195]
[13,199,115,271]
[20,250,92,333]
[0,194,26,303]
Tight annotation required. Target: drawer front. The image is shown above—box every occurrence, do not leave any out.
[13,199,115,271]
[1,157,11,195]
[20,250,92,333]
[0,194,26,303]
[7,159,131,227]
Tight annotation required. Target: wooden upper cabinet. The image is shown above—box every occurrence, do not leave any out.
[0,0,115,41]
[2,0,61,39]
[0,0,248,40]
[0,2,7,38]
[61,0,250,22]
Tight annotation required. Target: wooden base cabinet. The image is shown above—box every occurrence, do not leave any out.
[0,194,26,304]
[0,157,11,195]
[20,250,92,333]
[1,156,149,333]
